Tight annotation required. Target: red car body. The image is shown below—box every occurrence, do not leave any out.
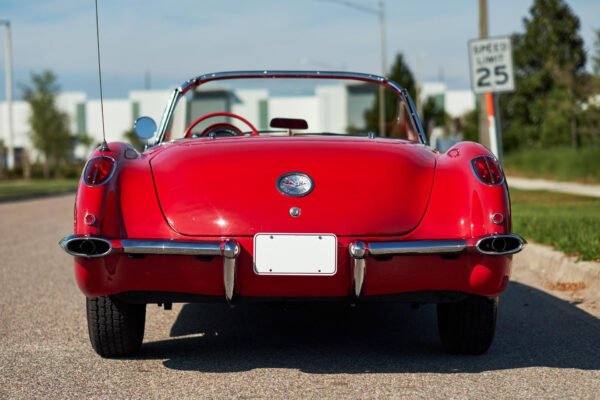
[60,71,525,357]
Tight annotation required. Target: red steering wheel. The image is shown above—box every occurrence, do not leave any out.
[183,112,259,138]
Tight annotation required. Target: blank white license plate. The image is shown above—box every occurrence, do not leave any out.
[254,234,337,275]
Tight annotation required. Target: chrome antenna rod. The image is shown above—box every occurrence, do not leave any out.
[94,0,109,151]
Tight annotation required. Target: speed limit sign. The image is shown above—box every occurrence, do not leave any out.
[468,36,514,94]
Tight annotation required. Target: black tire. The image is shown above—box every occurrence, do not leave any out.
[86,296,146,358]
[437,295,497,355]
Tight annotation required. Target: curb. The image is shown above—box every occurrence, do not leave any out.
[513,242,600,291]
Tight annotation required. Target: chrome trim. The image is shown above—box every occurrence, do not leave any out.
[59,236,241,302]
[368,240,467,255]
[59,234,112,258]
[154,70,427,145]
[221,240,240,303]
[155,87,182,146]
[475,234,526,255]
[82,155,117,187]
[349,241,367,297]
[121,239,223,256]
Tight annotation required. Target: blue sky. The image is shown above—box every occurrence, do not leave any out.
[0,0,598,99]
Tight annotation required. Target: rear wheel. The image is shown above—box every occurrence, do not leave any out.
[437,295,497,355]
[86,296,146,358]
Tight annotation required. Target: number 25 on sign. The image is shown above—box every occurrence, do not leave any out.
[468,36,515,95]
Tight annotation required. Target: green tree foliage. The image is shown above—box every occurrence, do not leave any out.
[364,53,416,137]
[22,71,73,178]
[421,96,449,135]
[123,128,145,152]
[501,0,587,150]
[593,29,600,76]
[461,107,480,143]
[580,30,600,146]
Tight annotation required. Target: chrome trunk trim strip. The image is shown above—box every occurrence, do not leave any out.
[368,240,467,255]
[121,239,223,256]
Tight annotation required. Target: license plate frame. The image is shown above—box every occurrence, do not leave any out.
[253,233,337,276]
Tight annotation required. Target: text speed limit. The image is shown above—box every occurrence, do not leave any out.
[469,36,515,94]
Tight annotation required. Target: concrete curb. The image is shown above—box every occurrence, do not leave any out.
[513,242,600,291]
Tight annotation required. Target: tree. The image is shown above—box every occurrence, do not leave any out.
[593,29,600,76]
[364,53,416,137]
[22,71,73,178]
[123,128,145,152]
[500,0,587,150]
[421,96,449,136]
[0,138,4,179]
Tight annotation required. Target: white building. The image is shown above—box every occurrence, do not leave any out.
[0,81,476,167]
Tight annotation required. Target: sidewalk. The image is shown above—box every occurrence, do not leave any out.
[507,176,600,199]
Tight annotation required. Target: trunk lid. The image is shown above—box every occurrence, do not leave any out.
[150,137,436,237]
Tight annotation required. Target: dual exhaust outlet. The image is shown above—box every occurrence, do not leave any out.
[474,234,526,255]
[61,237,112,258]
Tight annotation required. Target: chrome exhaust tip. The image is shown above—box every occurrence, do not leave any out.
[59,235,112,258]
[475,234,526,255]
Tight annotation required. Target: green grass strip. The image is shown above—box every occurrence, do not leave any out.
[511,189,600,261]
[0,179,78,201]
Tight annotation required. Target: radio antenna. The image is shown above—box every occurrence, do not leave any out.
[94,0,109,151]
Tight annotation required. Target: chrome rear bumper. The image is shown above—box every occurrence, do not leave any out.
[348,234,526,297]
[59,233,525,301]
[59,235,240,303]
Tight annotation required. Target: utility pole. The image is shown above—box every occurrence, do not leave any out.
[478,0,491,149]
[0,19,14,170]
[319,0,387,136]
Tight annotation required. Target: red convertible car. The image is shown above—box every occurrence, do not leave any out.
[59,71,525,357]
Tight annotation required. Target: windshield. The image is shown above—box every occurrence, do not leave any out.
[158,73,423,143]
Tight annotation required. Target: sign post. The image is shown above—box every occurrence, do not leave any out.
[468,36,514,164]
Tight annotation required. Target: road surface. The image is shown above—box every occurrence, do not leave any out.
[1,195,599,399]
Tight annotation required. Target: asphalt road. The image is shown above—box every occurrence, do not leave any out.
[1,195,599,399]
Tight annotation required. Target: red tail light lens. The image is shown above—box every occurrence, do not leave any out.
[471,155,504,185]
[83,156,116,186]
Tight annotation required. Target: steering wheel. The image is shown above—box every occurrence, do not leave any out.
[183,112,259,138]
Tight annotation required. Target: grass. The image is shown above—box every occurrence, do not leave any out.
[0,179,78,201]
[511,189,600,261]
[504,146,600,184]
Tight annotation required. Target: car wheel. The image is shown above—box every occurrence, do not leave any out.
[86,296,146,358]
[437,295,497,355]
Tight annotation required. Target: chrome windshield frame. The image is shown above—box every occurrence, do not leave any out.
[153,70,428,146]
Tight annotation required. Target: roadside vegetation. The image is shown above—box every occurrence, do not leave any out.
[504,146,600,183]
[0,179,78,202]
[511,189,600,261]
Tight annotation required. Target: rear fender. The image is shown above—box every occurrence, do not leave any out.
[75,142,138,237]
[406,141,510,240]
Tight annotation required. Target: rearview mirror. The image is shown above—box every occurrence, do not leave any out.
[134,116,157,139]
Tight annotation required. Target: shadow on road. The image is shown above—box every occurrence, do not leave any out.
[135,282,600,373]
